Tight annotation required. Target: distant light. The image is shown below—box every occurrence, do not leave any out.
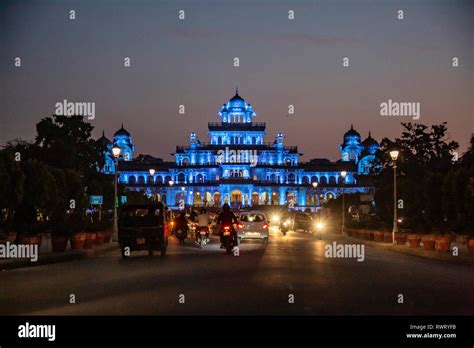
[168,180,174,186]
[312,182,318,188]
[340,171,347,179]
[149,168,156,176]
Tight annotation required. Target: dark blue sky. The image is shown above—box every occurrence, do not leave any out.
[1,0,472,160]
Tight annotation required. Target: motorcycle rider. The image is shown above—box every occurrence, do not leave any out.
[196,208,211,244]
[174,211,188,236]
[216,203,238,248]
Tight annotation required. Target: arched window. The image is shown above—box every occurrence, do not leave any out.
[129,176,136,184]
[329,176,336,185]
[137,175,145,184]
[311,176,318,184]
[302,176,310,184]
[196,174,204,183]
[288,173,296,183]
[147,176,154,184]
[320,176,327,185]
[177,173,186,183]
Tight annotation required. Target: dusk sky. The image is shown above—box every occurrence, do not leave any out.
[1,0,472,161]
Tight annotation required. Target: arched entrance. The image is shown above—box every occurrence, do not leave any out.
[194,192,203,206]
[286,192,295,207]
[213,192,221,207]
[204,192,212,207]
[230,190,242,208]
[251,192,259,206]
[271,191,279,205]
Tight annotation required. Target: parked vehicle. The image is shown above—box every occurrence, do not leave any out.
[118,203,168,259]
[237,211,269,243]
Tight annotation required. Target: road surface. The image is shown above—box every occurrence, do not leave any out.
[1,226,474,315]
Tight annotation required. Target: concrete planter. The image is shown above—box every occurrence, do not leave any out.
[435,236,451,253]
[383,232,393,243]
[84,232,97,249]
[394,232,407,246]
[95,231,105,245]
[421,235,436,251]
[374,231,384,242]
[71,232,86,250]
[20,234,43,246]
[407,234,421,248]
[467,239,474,256]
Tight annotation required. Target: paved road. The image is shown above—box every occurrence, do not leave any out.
[1,227,474,315]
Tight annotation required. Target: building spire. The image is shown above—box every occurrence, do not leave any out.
[351,123,354,130]
[102,130,105,137]
[235,86,239,95]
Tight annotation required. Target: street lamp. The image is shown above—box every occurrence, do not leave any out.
[340,171,347,235]
[168,180,174,187]
[149,168,155,176]
[390,150,400,243]
[111,145,121,242]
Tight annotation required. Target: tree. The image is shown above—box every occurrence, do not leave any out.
[0,151,25,228]
[375,122,459,232]
[34,115,101,179]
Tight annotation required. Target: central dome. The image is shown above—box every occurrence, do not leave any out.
[228,89,245,108]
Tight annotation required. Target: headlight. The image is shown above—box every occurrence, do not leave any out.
[283,221,289,226]
[315,222,325,230]
[271,214,280,223]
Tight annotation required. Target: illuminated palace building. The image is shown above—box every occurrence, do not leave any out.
[99,90,380,209]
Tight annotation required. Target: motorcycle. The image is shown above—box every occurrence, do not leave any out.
[175,225,188,245]
[221,224,237,254]
[196,226,210,247]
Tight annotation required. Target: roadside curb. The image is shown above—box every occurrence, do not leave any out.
[0,243,119,271]
[329,233,474,267]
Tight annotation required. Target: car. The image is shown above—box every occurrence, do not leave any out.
[236,211,269,243]
[118,203,168,258]
[292,212,313,233]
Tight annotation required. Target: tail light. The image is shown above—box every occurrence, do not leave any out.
[223,226,230,231]
[262,224,268,229]
[238,223,243,229]
[164,223,169,237]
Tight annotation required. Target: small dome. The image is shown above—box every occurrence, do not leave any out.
[114,124,130,137]
[362,131,379,147]
[344,124,360,139]
[97,131,111,146]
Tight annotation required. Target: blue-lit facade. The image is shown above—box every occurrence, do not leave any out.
[99,90,380,209]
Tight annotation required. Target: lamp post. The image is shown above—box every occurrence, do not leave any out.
[312,181,318,206]
[340,171,347,235]
[111,145,122,242]
[390,150,399,243]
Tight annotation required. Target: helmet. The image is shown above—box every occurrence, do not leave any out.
[222,203,230,212]
[200,208,207,214]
